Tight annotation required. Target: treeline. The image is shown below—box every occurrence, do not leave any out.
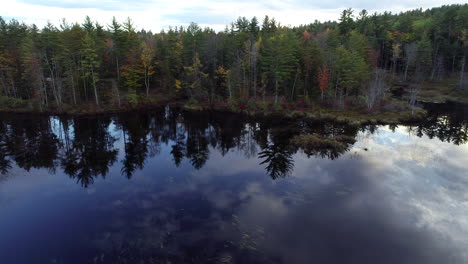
[0,4,467,111]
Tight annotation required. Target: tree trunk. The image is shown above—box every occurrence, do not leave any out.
[452,53,456,74]
[39,71,48,107]
[71,74,77,105]
[116,56,120,81]
[334,74,339,99]
[111,79,121,107]
[227,75,232,99]
[10,78,17,99]
[46,56,60,107]
[460,55,466,90]
[291,68,299,101]
[404,62,409,81]
[253,57,257,99]
[275,78,278,104]
[145,68,149,96]
[80,58,88,100]
[242,65,247,97]
[91,68,99,106]
[430,43,439,81]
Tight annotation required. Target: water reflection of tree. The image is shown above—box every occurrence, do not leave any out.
[184,115,210,170]
[0,111,358,182]
[294,120,360,160]
[170,124,186,167]
[0,152,10,175]
[0,121,11,175]
[116,114,151,179]
[259,144,294,179]
[0,103,466,185]
[60,117,118,188]
[257,121,297,179]
[407,103,468,145]
[6,117,59,172]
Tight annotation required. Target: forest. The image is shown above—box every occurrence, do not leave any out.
[0,4,467,114]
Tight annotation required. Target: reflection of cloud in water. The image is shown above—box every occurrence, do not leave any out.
[232,155,464,263]
[350,125,468,260]
[180,125,468,262]
[1,111,468,263]
[90,125,467,262]
[50,121,468,262]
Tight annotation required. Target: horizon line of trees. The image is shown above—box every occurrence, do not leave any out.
[0,4,467,111]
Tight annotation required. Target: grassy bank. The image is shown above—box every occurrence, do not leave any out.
[2,83,461,124]
[391,76,468,104]
[183,97,427,125]
[0,94,428,124]
[0,94,182,116]
[417,78,468,104]
[290,134,356,153]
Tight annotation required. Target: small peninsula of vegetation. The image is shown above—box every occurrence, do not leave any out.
[0,4,467,123]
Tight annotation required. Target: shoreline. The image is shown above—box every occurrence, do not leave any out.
[182,102,428,125]
[0,97,429,125]
[1,77,465,123]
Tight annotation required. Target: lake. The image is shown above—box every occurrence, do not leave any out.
[0,104,467,264]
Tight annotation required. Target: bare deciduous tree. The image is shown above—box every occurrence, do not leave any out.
[365,68,387,111]
[408,71,425,115]
[404,43,417,81]
[459,55,466,90]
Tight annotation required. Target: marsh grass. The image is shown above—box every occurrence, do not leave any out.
[395,77,468,104]
[290,134,357,159]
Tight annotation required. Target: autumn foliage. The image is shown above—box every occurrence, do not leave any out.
[317,65,329,99]
[302,30,312,40]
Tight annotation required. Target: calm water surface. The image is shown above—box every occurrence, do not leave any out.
[0,104,467,264]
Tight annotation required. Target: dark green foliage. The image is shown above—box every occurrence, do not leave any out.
[0,4,467,111]
[261,30,298,103]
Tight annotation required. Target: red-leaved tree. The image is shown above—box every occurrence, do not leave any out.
[318,65,329,100]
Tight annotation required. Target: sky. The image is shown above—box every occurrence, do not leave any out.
[1,0,466,32]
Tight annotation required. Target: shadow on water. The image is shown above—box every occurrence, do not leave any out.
[0,103,467,184]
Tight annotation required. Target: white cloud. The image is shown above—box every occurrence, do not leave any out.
[2,0,467,32]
